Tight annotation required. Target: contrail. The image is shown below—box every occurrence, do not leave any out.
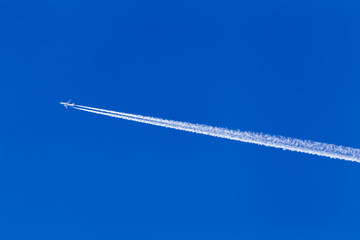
[72,104,360,163]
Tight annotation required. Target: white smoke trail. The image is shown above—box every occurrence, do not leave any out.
[73,104,360,163]
[75,104,167,124]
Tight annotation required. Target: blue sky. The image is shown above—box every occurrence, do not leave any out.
[1,0,360,239]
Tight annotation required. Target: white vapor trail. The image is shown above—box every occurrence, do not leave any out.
[72,104,360,163]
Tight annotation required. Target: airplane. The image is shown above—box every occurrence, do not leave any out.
[60,100,75,109]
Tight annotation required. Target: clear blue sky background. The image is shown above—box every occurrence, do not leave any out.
[1,0,360,239]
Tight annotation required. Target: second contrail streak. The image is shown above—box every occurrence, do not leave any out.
[72,104,360,163]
